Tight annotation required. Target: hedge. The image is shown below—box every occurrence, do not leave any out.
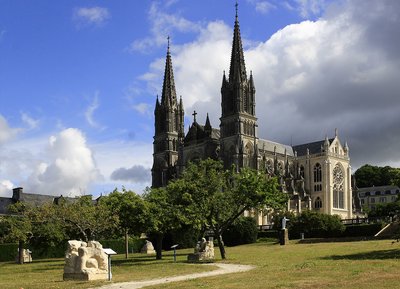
[223,217,258,246]
[0,238,146,262]
[342,223,384,237]
[257,230,279,239]
[0,243,19,262]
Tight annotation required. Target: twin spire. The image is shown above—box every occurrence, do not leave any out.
[229,1,247,83]
[161,36,177,108]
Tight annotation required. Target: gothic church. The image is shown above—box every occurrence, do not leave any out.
[152,6,353,224]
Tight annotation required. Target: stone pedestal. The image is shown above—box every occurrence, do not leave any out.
[279,229,289,245]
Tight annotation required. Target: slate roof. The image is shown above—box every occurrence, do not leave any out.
[292,138,334,156]
[259,139,294,156]
[184,122,220,144]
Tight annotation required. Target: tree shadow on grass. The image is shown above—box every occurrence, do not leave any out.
[321,249,400,260]
[112,253,189,266]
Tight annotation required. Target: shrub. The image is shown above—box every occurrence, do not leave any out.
[223,217,258,246]
[153,226,201,251]
[290,211,345,238]
[342,223,384,237]
[257,230,279,240]
[0,243,19,262]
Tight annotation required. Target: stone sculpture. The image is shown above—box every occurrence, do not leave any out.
[63,240,108,281]
[187,237,214,263]
[141,240,156,254]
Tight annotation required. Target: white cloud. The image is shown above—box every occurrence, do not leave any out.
[293,0,328,18]
[133,103,152,116]
[246,0,276,14]
[24,128,102,196]
[73,7,110,27]
[130,2,201,53]
[111,165,151,184]
[0,114,20,145]
[85,92,106,130]
[140,0,400,169]
[21,112,40,130]
[0,180,13,197]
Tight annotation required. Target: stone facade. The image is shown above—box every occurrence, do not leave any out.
[152,6,353,223]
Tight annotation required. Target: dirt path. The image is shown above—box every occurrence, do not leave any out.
[95,263,255,289]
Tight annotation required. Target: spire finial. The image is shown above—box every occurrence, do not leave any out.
[167,35,170,52]
[235,1,238,19]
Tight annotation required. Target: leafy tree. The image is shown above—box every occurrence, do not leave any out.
[102,189,148,258]
[164,159,287,259]
[222,216,258,246]
[274,210,345,239]
[143,187,183,260]
[0,206,32,264]
[57,196,118,242]
[355,164,400,188]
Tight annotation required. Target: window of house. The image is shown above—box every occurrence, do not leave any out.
[380,197,386,203]
[370,197,375,203]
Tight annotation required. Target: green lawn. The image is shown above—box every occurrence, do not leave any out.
[1,239,400,289]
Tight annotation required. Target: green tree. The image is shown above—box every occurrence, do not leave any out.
[143,187,183,260]
[57,196,118,242]
[165,159,287,259]
[355,164,400,188]
[0,207,32,264]
[102,189,148,258]
[293,210,345,238]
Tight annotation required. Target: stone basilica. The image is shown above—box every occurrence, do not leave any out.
[152,7,353,223]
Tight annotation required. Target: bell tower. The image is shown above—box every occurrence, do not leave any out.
[220,3,258,169]
[152,39,185,188]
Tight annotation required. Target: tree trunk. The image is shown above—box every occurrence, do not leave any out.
[155,233,163,260]
[217,234,226,259]
[18,240,24,264]
[125,229,129,259]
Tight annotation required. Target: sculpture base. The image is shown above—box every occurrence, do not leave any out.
[63,272,108,281]
[187,253,214,263]
[280,229,289,245]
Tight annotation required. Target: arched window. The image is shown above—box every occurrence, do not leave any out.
[315,197,322,209]
[314,163,322,182]
[333,164,345,209]
[313,163,322,192]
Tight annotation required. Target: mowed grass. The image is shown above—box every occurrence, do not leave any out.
[1,239,400,289]
[0,248,216,289]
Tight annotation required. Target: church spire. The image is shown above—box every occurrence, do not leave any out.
[228,2,247,83]
[161,36,177,108]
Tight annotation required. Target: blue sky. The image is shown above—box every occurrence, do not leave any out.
[1,0,400,197]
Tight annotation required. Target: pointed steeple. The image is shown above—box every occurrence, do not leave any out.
[229,2,247,83]
[205,113,212,135]
[161,36,177,108]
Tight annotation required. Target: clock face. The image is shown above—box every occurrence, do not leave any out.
[333,165,344,185]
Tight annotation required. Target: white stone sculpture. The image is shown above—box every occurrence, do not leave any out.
[141,240,156,254]
[187,237,215,263]
[63,240,108,281]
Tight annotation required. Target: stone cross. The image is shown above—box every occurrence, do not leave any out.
[192,110,197,123]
